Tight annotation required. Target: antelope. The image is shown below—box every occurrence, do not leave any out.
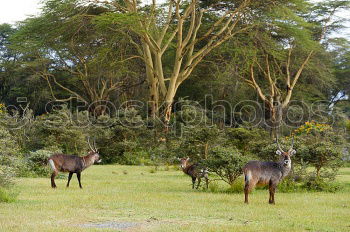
[243,137,296,204]
[179,157,209,189]
[48,138,101,188]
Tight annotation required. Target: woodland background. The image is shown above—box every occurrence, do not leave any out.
[1,0,350,201]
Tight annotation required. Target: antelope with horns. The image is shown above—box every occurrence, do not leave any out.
[48,138,102,188]
[243,137,296,204]
[179,157,209,189]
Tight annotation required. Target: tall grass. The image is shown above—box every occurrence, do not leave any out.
[0,188,17,203]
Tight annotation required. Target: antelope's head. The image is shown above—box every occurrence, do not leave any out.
[275,136,296,167]
[88,137,102,163]
[178,157,190,169]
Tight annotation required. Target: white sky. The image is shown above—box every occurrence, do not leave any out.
[0,0,42,24]
[0,0,349,37]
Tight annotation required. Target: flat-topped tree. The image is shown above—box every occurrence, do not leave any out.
[93,0,256,122]
[238,0,350,138]
[11,0,143,116]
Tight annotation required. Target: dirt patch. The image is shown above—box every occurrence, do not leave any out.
[79,217,173,231]
[81,221,141,230]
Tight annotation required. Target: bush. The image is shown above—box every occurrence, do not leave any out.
[225,127,268,153]
[123,151,152,165]
[0,121,21,200]
[225,178,245,193]
[203,147,249,185]
[277,177,303,193]
[26,149,55,177]
[178,126,224,160]
[301,177,342,192]
[0,166,15,188]
[293,121,345,180]
[18,106,90,155]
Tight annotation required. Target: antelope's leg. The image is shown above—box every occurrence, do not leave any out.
[191,177,196,189]
[77,172,82,189]
[269,182,276,204]
[244,184,249,204]
[66,172,73,187]
[51,171,58,188]
[196,178,201,189]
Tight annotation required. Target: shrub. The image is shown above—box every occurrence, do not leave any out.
[0,121,21,201]
[203,147,249,185]
[18,106,89,155]
[277,177,302,193]
[208,181,220,193]
[0,106,25,202]
[123,150,152,165]
[26,149,55,177]
[0,166,15,188]
[225,127,269,153]
[294,122,345,180]
[179,126,224,160]
[225,177,245,193]
[301,177,342,192]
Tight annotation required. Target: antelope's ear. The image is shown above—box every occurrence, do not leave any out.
[276,150,282,155]
[290,149,296,156]
[176,157,181,161]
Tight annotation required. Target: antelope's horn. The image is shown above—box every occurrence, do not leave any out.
[275,135,285,152]
[93,139,97,152]
[87,137,95,152]
[289,136,294,151]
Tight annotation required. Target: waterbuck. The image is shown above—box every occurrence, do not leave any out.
[243,137,296,204]
[179,157,209,189]
[48,138,101,188]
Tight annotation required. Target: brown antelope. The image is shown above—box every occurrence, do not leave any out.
[179,157,209,189]
[243,137,295,204]
[48,138,101,188]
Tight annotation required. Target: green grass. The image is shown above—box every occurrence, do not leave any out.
[0,188,17,203]
[1,166,350,232]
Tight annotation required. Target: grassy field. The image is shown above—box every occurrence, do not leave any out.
[0,165,350,232]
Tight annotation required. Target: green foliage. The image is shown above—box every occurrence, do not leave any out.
[0,166,15,189]
[203,146,249,185]
[178,126,223,160]
[123,150,152,166]
[26,150,54,177]
[277,177,303,193]
[0,116,22,185]
[293,122,345,179]
[301,176,342,192]
[0,0,348,197]
[225,178,245,193]
[346,120,350,134]
[294,121,332,135]
[225,127,268,153]
[21,106,88,155]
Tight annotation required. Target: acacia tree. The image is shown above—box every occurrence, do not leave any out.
[239,0,349,137]
[12,0,143,115]
[93,0,257,122]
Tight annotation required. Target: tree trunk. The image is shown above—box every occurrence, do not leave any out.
[204,142,209,160]
[269,99,283,139]
[163,77,178,125]
[149,81,159,119]
[316,167,321,178]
